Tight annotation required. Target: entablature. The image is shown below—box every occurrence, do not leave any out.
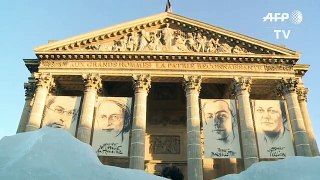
[24,59,39,73]
[38,60,295,76]
[36,52,298,65]
[294,64,309,77]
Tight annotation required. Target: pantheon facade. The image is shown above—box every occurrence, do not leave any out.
[18,12,319,180]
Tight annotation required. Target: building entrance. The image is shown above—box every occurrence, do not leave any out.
[145,82,187,177]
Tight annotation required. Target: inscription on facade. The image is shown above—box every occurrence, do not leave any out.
[40,60,294,73]
[149,135,180,154]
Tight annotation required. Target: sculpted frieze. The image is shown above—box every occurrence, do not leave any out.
[77,24,254,54]
[149,135,180,154]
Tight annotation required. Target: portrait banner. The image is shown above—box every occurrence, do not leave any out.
[252,100,295,158]
[201,99,242,158]
[92,97,132,157]
[41,96,81,136]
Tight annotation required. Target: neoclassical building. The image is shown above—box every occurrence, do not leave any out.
[18,12,319,180]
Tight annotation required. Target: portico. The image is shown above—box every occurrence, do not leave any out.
[19,12,318,180]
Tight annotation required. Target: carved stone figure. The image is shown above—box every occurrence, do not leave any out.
[80,25,253,55]
[149,32,163,51]
[217,43,232,53]
[138,30,151,51]
[130,32,140,51]
[173,34,188,51]
[232,45,251,54]
[206,38,217,53]
[111,40,120,51]
[162,24,175,51]
[200,35,208,52]
[127,34,135,51]
[112,36,128,52]
[195,33,203,52]
[185,33,196,51]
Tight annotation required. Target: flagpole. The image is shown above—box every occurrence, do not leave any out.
[165,0,173,13]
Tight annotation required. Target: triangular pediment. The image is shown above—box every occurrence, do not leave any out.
[34,12,299,57]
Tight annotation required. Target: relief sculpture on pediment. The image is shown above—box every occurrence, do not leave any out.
[82,24,253,54]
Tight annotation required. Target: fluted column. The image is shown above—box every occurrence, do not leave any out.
[183,75,203,180]
[77,73,102,144]
[26,73,55,132]
[232,77,258,169]
[297,87,319,156]
[17,78,37,133]
[277,78,312,156]
[129,74,151,170]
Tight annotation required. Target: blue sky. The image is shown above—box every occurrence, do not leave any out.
[0,0,319,149]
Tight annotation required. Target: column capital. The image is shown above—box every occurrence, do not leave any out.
[82,73,102,92]
[132,74,151,93]
[183,75,202,93]
[277,78,298,95]
[231,76,252,96]
[34,73,55,91]
[24,81,36,100]
[297,87,308,102]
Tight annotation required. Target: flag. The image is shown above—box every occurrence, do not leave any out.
[165,0,173,13]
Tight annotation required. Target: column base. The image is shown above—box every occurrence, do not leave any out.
[25,124,39,132]
[296,144,312,157]
[129,157,145,170]
[188,158,203,180]
[77,127,92,144]
[243,157,259,169]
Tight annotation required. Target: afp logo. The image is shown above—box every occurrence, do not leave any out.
[262,10,303,40]
[262,10,303,24]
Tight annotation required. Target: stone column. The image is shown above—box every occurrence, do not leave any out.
[277,78,312,156]
[232,77,259,169]
[129,74,151,170]
[297,88,320,156]
[77,73,102,144]
[297,87,319,156]
[183,75,203,180]
[26,73,55,132]
[17,78,36,133]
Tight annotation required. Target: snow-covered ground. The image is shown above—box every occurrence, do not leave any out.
[217,155,320,180]
[219,156,320,180]
[0,128,166,180]
[0,128,319,180]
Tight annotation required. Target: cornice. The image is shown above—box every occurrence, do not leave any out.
[294,64,310,77]
[24,59,39,73]
[35,52,298,64]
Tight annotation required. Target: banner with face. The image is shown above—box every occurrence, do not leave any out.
[92,97,132,157]
[201,99,241,158]
[41,96,81,136]
[252,100,295,158]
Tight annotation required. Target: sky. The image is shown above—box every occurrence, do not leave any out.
[0,0,319,149]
